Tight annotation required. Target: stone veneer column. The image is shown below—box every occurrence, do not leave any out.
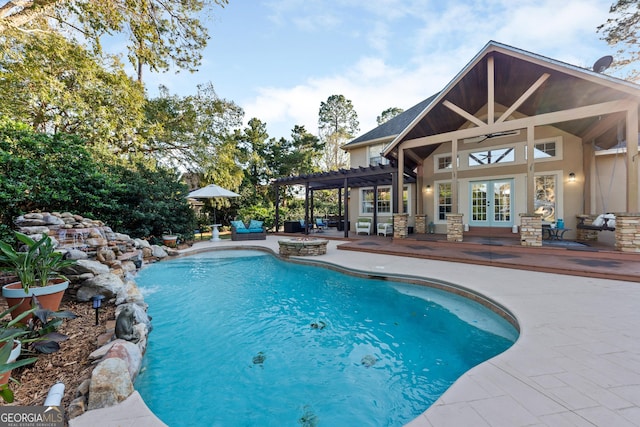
[393,214,408,239]
[576,215,599,241]
[446,213,463,242]
[414,215,427,234]
[615,212,640,253]
[519,213,542,247]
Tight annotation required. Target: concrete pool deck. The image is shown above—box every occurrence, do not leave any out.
[71,237,640,426]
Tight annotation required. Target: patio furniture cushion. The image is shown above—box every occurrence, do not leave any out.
[249,220,264,229]
[231,220,246,230]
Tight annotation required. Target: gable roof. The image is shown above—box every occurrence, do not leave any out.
[343,94,438,148]
[347,40,640,171]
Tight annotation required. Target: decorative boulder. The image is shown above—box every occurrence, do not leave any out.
[65,259,110,276]
[76,273,125,301]
[87,358,133,410]
[105,340,142,381]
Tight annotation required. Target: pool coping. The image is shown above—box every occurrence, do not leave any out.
[70,237,640,426]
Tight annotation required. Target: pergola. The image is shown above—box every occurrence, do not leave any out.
[272,163,416,237]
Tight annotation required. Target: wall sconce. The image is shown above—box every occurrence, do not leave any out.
[569,172,576,183]
[91,295,105,325]
[426,184,432,192]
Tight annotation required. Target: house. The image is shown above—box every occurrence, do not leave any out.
[343,40,639,250]
[274,41,640,251]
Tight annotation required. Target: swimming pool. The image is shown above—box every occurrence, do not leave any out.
[134,249,518,426]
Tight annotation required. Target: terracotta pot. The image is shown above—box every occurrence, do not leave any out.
[2,278,69,322]
[162,235,178,248]
[0,340,21,386]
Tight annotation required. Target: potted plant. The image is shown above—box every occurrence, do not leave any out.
[0,304,38,403]
[161,230,178,248]
[0,232,76,321]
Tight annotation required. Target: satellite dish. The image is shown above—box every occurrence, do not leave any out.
[593,55,613,73]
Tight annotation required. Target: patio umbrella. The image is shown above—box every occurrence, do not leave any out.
[187,184,241,199]
[187,184,241,226]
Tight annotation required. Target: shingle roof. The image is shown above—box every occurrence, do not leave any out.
[344,94,439,147]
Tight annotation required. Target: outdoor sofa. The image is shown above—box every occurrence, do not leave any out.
[231,219,267,241]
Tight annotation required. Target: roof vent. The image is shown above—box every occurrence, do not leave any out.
[593,55,613,73]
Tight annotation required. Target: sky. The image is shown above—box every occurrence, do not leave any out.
[142,0,619,142]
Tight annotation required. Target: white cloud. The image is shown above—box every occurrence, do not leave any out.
[243,0,616,141]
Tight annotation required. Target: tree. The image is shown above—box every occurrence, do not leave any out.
[143,83,244,188]
[0,0,229,82]
[238,118,270,199]
[0,118,196,239]
[0,32,146,156]
[377,107,404,125]
[598,0,640,81]
[318,94,359,170]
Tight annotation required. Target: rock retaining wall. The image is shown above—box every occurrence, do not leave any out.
[10,212,176,420]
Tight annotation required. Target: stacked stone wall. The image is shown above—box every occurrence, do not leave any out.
[519,214,542,247]
[615,213,640,253]
[414,215,427,234]
[393,214,408,239]
[446,213,463,242]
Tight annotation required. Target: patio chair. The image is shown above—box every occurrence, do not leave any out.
[377,218,393,237]
[299,219,313,233]
[315,218,328,232]
[355,218,372,235]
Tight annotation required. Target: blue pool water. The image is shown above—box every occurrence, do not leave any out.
[134,250,517,427]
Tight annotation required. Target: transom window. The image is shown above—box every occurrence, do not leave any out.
[534,141,556,158]
[468,148,515,166]
[438,155,452,170]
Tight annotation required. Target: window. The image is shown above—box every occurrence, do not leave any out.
[361,187,392,214]
[534,175,556,222]
[402,186,408,214]
[359,186,407,214]
[525,137,562,161]
[534,141,556,158]
[468,148,515,166]
[362,189,374,213]
[377,187,391,213]
[368,144,389,166]
[438,155,453,170]
[437,183,452,220]
[435,154,459,170]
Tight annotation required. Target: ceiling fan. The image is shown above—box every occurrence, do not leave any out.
[463,130,520,144]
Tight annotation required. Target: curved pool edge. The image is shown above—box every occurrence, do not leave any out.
[170,242,519,332]
[126,238,640,427]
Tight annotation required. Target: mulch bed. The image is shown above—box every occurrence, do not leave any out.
[2,294,116,409]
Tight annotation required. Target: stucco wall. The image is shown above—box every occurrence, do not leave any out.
[419,126,586,235]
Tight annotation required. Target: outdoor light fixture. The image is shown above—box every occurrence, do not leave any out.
[569,172,576,182]
[426,184,432,192]
[91,295,105,326]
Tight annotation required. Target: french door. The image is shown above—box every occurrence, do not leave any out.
[469,179,513,227]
